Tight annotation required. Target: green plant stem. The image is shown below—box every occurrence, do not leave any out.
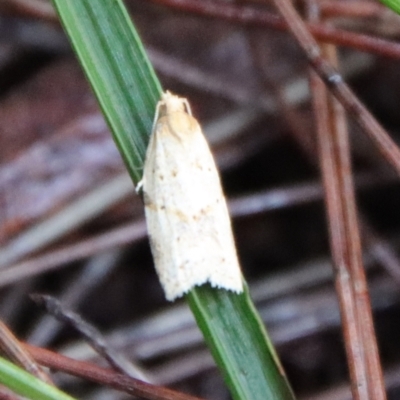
[188,284,295,400]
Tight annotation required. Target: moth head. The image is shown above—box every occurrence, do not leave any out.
[159,91,191,116]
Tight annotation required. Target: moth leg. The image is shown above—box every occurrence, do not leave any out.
[182,99,192,115]
[135,178,144,195]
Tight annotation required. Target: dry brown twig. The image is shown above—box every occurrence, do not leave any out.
[150,0,400,59]
[24,343,205,400]
[273,0,388,398]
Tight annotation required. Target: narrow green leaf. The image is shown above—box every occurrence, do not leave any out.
[378,0,400,14]
[188,284,295,400]
[51,1,296,399]
[0,357,76,400]
[51,0,162,183]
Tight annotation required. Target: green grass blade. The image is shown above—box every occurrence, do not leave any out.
[188,284,295,400]
[0,357,76,400]
[51,0,162,183]
[51,1,296,398]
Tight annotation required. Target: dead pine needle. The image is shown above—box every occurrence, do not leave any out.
[30,294,149,381]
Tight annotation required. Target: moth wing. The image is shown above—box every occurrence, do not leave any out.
[143,112,242,300]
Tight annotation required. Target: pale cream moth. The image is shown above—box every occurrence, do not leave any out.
[141,91,243,301]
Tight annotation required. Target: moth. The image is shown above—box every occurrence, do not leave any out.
[141,91,243,301]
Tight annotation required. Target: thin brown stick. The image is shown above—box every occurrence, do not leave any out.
[24,344,205,400]
[309,48,368,400]
[31,294,149,381]
[271,0,400,175]
[305,2,386,399]
[150,0,400,59]
[246,2,400,294]
[319,1,388,19]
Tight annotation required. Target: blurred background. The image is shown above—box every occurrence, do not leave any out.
[1,0,400,398]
